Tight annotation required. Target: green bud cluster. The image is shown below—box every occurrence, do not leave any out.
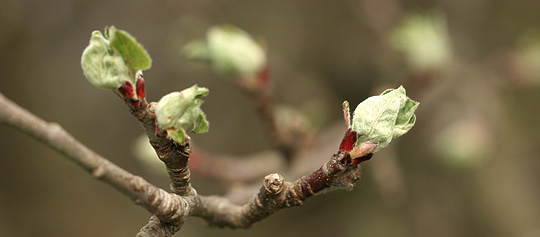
[155,85,210,143]
[351,86,419,153]
[81,26,151,91]
[183,25,266,81]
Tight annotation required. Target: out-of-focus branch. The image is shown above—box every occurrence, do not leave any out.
[192,149,285,183]
[191,124,351,204]
[370,146,408,207]
[245,84,298,163]
[0,92,185,223]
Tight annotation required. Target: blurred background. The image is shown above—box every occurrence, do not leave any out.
[1,0,540,236]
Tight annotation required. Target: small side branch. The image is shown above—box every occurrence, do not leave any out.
[192,151,369,228]
[137,195,201,236]
[246,88,297,163]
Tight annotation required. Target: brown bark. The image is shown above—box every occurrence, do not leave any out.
[1,91,372,236]
[192,151,367,228]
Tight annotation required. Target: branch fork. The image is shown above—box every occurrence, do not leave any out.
[0,88,376,236]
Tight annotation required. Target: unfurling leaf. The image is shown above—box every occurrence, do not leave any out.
[390,12,451,71]
[192,112,209,134]
[183,25,267,81]
[107,26,152,74]
[81,31,131,89]
[81,26,151,91]
[155,85,210,143]
[350,86,419,155]
[207,25,266,78]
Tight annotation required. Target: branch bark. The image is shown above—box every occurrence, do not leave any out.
[192,151,372,228]
[0,92,186,223]
[1,91,372,236]
[121,98,194,196]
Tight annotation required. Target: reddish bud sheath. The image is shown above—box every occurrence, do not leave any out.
[351,153,373,166]
[118,81,135,99]
[155,124,167,137]
[189,146,203,171]
[339,128,357,151]
[257,66,270,88]
[136,75,145,100]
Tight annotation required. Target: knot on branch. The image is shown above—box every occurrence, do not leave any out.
[263,173,284,195]
[151,191,188,223]
[329,165,363,192]
[137,215,183,237]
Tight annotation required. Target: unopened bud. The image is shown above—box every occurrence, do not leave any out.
[349,86,419,155]
[390,12,451,71]
[207,25,267,79]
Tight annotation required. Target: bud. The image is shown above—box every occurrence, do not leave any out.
[81,30,132,89]
[390,12,451,71]
[511,30,540,86]
[155,85,209,143]
[433,116,491,169]
[183,25,267,85]
[207,25,266,78]
[348,86,419,157]
[81,26,151,98]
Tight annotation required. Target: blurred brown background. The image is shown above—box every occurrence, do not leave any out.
[1,0,540,236]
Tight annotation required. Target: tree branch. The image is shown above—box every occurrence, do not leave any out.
[1,91,373,236]
[137,215,182,237]
[243,84,298,163]
[120,96,194,196]
[192,149,285,183]
[0,92,185,223]
[192,151,372,228]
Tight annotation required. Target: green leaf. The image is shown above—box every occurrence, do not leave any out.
[394,98,419,137]
[182,40,211,61]
[81,30,132,89]
[389,12,451,70]
[107,26,152,76]
[192,111,209,133]
[184,24,267,80]
[351,86,419,153]
[155,85,210,142]
[168,128,186,143]
[206,25,266,78]
[395,98,418,125]
[81,27,152,90]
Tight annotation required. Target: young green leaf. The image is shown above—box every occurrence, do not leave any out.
[81,31,132,89]
[351,86,419,154]
[192,112,209,134]
[155,85,210,143]
[206,25,266,78]
[81,26,152,92]
[168,129,186,144]
[108,26,152,75]
[183,25,267,81]
[390,12,451,71]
